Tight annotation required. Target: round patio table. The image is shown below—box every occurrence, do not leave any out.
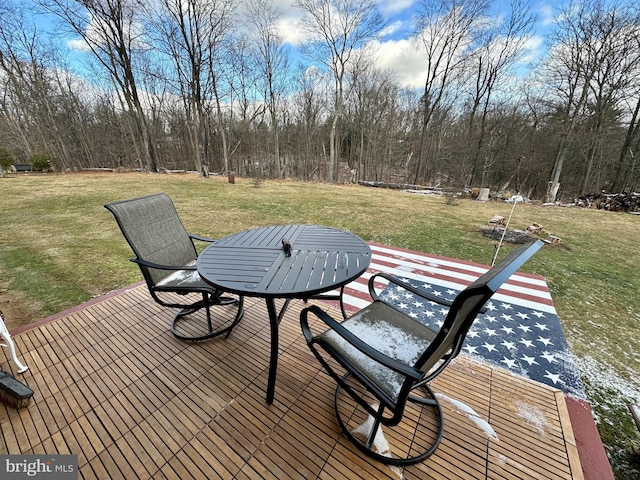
[197,224,371,404]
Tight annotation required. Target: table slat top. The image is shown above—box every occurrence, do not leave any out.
[197,225,371,298]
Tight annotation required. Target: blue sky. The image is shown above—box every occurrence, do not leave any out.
[29,0,563,89]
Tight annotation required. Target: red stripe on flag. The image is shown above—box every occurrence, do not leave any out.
[328,243,556,315]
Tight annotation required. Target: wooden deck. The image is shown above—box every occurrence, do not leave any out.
[1,284,584,479]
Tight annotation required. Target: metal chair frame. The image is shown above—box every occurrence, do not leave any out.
[0,309,29,373]
[301,240,544,465]
[105,193,244,342]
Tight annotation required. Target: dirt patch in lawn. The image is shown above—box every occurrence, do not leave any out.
[0,285,43,331]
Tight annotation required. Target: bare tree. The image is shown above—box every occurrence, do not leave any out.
[294,0,385,182]
[345,50,404,183]
[36,0,158,172]
[611,88,640,192]
[290,65,329,179]
[143,0,236,175]
[413,0,491,184]
[0,4,43,157]
[245,0,290,178]
[465,0,535,188]
[536,0,640,201]
[577,2,640,194]
[0,1,77,168]
[225,33,267,173]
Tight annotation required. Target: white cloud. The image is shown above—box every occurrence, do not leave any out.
[271,0,302,15]
[519,34,546,65]
[64,11,150,53]
[368,37,427,89]
[279,0,418,46]
[538,2,557,28]
[379,20,407,39]
[277,15,308,46]
[369,25,545,90]
[278,0,426,87]
[67,38,91,52]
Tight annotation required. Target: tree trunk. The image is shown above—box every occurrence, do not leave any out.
[611,96,640,192]
[214,82,229,173]
[546,126,571,203]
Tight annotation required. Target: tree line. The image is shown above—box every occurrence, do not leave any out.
[1,0,639,202]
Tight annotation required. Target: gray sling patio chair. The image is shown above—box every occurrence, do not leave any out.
[105,193,244,342]
[300,240,544,466]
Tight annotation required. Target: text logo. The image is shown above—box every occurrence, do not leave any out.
[0,455,78,479]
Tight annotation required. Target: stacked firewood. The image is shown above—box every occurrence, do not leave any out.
[576,192,640,213]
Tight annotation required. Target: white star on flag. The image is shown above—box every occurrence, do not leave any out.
[502,357,517,368]
[368,257,584,398]
[541,352,556,363]
[482,342,497,353]
[544,371,561,384]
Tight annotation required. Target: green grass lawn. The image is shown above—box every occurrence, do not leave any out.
[1,172,639,477]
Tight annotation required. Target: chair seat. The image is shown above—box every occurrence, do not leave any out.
[319,301,437,403]
[155,266,207,290]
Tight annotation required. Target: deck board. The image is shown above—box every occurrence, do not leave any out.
[1,284,583,479]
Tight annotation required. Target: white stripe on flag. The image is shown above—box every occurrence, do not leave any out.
[336,243,557,315]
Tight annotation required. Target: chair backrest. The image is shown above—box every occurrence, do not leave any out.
[105,193,197,286]
[416,240,544,374]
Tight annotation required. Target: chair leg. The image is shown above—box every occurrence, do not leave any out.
[0,331,29,374]
[171,294,244,342]
[333,374,444,466]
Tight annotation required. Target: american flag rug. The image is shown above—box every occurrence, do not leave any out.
[334,242,585,398]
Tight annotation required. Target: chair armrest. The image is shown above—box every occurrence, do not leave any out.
[368,272,487,314]
[189,233,216,243]
[368,272,453,306]
[131,258,196,271]
[301,305,422,381]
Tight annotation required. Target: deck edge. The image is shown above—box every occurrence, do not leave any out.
[9,281,146,336]
[565,395,614,480]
